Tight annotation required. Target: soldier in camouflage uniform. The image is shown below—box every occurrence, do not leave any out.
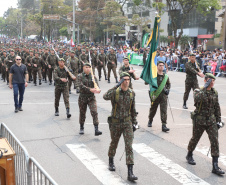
[183,53,205,109]
[90,49,98,75]
[97,48,107,81]
[47,49,58,85]
[63,50,70,62]
[103,72,138,181]
[31,52,43,86]
[58,48,64,58]
[25,51,34,83]
[186,73,225,176]
[77,63,102,136]
[75,45,82,58]
[1,50,7,82]
[5,49,16,85]
[67,51,80,94]
[23,48,30,65]
[148,61,171,132]
[107,48,118,83]
[53,58,76,118]
[118,57,139,89]
[41,48,49,83]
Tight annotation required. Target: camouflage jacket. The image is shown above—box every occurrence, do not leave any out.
[79,54,88,64]
[53,66,70,87]
[25,55,33,68]
[58,53,64,58]
[107,53,117,65]
[97,53,107,66]
[193,87,221,125]
[75,49,82,58]
[67,57,80,74]
[118,65,135,80]
[103,86,137,125]
[185,61,199,81]
[88,53,97,66]
[42,53,49,65]
[31,57,43,69]
[5,55,16,69]
[1,55,7,67]
[77,72,99,96]
[156,73,171,98]
[23,52,30,62]
[47,54,58,68]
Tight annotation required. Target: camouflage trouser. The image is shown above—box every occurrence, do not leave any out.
[68,72,77,90]
[97,65,107,78]
[78,95,99,125]
[148,94,167,124]
[42,65,48,80]
[27,67,33,81]
[107,64,117,79]
[183,79,199,101]
[1,65,6,80]
[55,86,70,108]
[32,68,42,83]
[92,65,96,75]
[108,121,134,165]
[48,68,54,82]
[188,121,219,157]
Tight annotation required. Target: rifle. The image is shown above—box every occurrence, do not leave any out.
[89,51,100,91]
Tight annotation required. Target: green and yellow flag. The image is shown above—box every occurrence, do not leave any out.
[140,15,161,93]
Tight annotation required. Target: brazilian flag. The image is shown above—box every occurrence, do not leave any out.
[140,15,161,93]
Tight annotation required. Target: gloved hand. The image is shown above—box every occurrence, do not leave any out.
[217,121,225,129]
[204,79,212,89]
[133,124,136,132]
[116,78,125,88]
[164,88,170,95]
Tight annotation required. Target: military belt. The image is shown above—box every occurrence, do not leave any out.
[112,117,131,123]
[196,114,215,121]
[79,94,94,97]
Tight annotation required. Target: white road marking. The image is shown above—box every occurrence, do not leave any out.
[196,146,226,167]
[133,143,210,185]
[66,144,128,185]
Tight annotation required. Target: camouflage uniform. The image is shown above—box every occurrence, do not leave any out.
[148,73,171,124]
[183,61,200,101]
[77,72,99,126]
[97,53,107,79]
[188,87,221,157]
[31,56,43,84]
[25,55,33,82]
[75,49,82,58]
[53,66,70,108]
[67,56,80,91]
[79,53,88,67]
[90,52,97,74]
[107,53,117,79]
[118,65,136,89]
[47,54,58,83]
[5,55,16,83]
[42,53,49,82]
[103,86,137,165]
[1,55,7,81]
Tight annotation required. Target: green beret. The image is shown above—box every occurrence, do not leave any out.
[157,61,164,65]
[83,62,91,67]
[190,53,196,56]
[205,73,216,80]
[120,72,130,78]
[123,57,129,61]
[59,58,65,62]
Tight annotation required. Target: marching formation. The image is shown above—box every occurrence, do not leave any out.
[0,42,225,182]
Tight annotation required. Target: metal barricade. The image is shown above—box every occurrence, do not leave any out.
[0,123,58,185]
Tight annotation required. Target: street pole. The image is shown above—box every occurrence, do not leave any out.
[73,0,75,43]
[223,10,226,50]
[21,16,23,39]
[77,24,79,44]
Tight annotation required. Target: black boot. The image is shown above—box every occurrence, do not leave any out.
[212,156,225,175]
[108,157,116,171]
[34,80,37,86]
[39,79,42,85]
[49,80,52,85]
[115,78,118,83]
[94,125,102,136]
[183,100,188,109]
[45,79,47,83]
[79,124,84,134]
[162,124,170,132]
[15,107,19,113]
[108,78,110,83]
[148,120,152,127]
[66,108,71,118]
[74,84,76,89]
[186,151,196,165]
[69,89,71,94]
[127,164,138,181]
[76,88,80,94]
[105,75,107,80]
[55,107,59,116]
[99,76,101,81]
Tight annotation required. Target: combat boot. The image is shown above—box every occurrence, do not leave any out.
[39,79,42,85]
[108,157,115,171]
[105,75,107,80]
[127,164,138,181]
[162,124,170,132]
[115,78,118,83]
[99,76,101,81]
[212,156,225,175]
[183,100,188,109]
[94,125,102,136]
[66,108,71,118]
[49,80,52,85]
[74,84,76,89]
[79,124,84,134]
[108,78,110,83]
[15,107,19,113]
[55,107,59,116]
[76,88,80,94]
[148,120,152,127]
[69,89,71,94]
[45,78,47,83]
[186,151,196,165]
[34,80,37,86]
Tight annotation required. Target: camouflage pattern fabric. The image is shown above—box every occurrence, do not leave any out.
[118,65,135,89]
[97,53,107,78]
[32,57,43,82]
[42,53,49,81]
[107,53,117,79]
[67,56,80,90]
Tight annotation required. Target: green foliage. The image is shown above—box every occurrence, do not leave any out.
[196,0,221,15]
[159,35,168,45]
[179,35,192,49]
[152,2,166,16]
[59,26,68,37]
[133,0,142,6]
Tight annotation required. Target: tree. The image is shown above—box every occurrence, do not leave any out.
[160,35,168,46]
[166,0,221,48]
[179,35,192,50]
[59,26,69,37]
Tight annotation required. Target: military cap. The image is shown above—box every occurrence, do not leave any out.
[157,61,165,65]
[120,72,130,78]
[123,57,129,60]
[86,47,89,49]
[205,73,216,80]
[29,50,34,53]
[70,50,75,53]
[10,49,15,52]
[59,58,65,62]
[35,52,40,54]
[77,44,81,47]
[82,49,86,52]
[83,62,91,67]
[190,53,196,56]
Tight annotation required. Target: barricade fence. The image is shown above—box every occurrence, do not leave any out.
[0,122,58,185]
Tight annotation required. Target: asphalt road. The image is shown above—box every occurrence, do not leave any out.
[0,65,226,185]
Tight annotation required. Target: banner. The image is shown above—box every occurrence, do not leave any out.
[129,53,144,65]
[142,33,149,48]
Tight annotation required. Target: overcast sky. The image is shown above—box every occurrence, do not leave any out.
[0,0,18,17]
